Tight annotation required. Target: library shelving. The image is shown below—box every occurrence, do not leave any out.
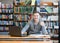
[0,2,13,32]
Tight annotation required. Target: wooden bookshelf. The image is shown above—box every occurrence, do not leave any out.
[0,2,13,32]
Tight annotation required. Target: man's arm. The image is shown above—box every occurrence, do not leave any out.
[21,22,30,34]
[40,22,48,34]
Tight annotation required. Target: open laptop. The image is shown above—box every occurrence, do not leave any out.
[9,26,23,37]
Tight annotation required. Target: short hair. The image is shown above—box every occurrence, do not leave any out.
[33,11,40,15]
[33,11,41,18]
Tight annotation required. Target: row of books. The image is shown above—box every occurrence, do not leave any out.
[14,0,58,6]
[45,21,58,27]
[13,22,27,28]
[50,29,58,34]
[0,2,13,8]
[42,15,58,21]
[0,9,13,13]
[14,6,34,13]
[0,14,13,19]
[0,21,13,25]
[36,6,58,13]
[0,27,9,31]
[14,15,28,21]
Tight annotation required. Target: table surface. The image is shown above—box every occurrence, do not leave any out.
[0,35,50,38]
[0,35,52,43]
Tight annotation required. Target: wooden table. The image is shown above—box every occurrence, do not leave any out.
[0,35,52,43]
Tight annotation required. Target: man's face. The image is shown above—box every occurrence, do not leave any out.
[33,13,40,21]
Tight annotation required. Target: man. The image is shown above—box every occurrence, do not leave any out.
[21,12,48,35]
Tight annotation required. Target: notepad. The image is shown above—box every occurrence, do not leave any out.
[29,34,50,38]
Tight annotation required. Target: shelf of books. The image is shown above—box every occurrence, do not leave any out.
[13,0,35,28]
[0,2,13,32]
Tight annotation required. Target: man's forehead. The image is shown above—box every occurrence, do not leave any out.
[34,13,39,16]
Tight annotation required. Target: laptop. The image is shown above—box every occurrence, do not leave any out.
[9,26,23,37]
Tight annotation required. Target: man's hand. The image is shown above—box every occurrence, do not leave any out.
[21,32,27,35]
[40,22,45,26]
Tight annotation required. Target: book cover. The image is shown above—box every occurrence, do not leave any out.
[0,9,1,13]
[53,7,58,13]
[14,7,19,13]
[9,21,13,25]
[19,6,23,13]
[0,21,2,25]
[9,14,13,19]
[31,0,36,5]
[40,8,47,13]
[25,0,31,5]
[36,7,40,12]
[0,27,3,31]
[15,22,19,26]
[0,2,1,8]
[0,15,2,19]
[45,7,53,13]
[5,27,9,30]
[36,0,40,5]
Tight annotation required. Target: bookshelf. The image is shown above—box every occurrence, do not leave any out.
[0,2,13,32]
[13,0,34,29]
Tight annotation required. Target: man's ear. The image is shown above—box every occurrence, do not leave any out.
[40,22,45,26]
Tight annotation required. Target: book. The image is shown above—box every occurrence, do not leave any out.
[0,9,2,13]
[36,7,40,12]
[2,9,6,13]
[53,2,58,5]
[5,27,9,30]
[45,7,53,13]
[0,27,3,31]
[4,21,8,25]
[58,1,60,6]
[14,7,19,13]
[53,7,58,13]
[36,0,40,5]
[31,0,36,5]
[0,21,2,25]
[15,22,19,26]
[40,8,47,13]
[0,2,1,8]
[9,21,13,25]
[0,15,2,18]
[9,14,13,19]
[25,0,31,5]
